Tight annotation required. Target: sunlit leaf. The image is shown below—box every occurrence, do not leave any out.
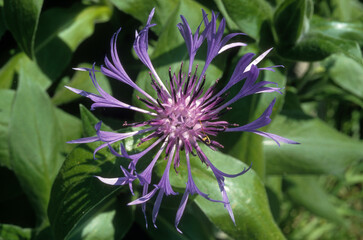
[311,16,363,46]
[0,224,31,240]
[0,89,15,168]
[8,69,64,221]
[162,145,285,239]
[48,106,137,240]
[217,0,272,40]
[35,3,112,80]
[110,0,179,35]
[323,54,363,99]
[265,111,363,175]
[277,32,363,64]
[284,175,345,224]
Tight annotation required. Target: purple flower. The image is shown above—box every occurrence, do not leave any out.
[67,8,298,233]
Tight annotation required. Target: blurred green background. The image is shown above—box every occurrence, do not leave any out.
[0,0,362,239]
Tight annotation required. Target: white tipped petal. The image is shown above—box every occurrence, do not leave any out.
[244,47,273,72]
[95,176,121,185]
[218,42,247,54]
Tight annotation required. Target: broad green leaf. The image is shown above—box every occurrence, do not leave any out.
[48,106,139,240]
[264,111,363,175]
[8,70,64,221]
[331,0,363,22]
[273,0,311,46]
[139,202,218,240]
[68,197,133,240]
[3,0,43,58]
[0,224,31,240]
[323,54,363,99]
[35,3,112,80]
[79,105,112,137]
[162,145,285,239]
[52,64,112,106]
[110,0,179,35]
[0,53,50,90]
[0,53,22,89]
[277,32,363,64]
[48,142,126,240]
[0,89,15,168]
[213,0,239,30]
[55,108,82,153]
[218,0,272,40]
[311,16,363,46]
[284,175,344,224]
[1,4,112,89]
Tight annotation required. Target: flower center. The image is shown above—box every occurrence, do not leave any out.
[158,96,204,141]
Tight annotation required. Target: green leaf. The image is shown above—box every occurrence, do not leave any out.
[48,142,127,240]
[284,175,344,224]
[323,54,363,99]
[217,0,272,40]
[52,64,112,106]
[311,16,363,46]
[0,89,15,168]
[3,0,43,58]
[67,197,133,240]
[8,70,64,221]
[55,108,82,154]
[273,0,311,46]
[110,0,179,35]
[0,224,31,240]
[277,32,363,64]
[35,3,112,80]
[331,0,363,22]
[48,106,137,240]
[139,202,218,240]
[79,105,112,137]
[264,111,363,175]
[0,53,51,90]
[163,145,285,239]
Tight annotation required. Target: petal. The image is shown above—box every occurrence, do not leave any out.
[175,190,189,233]
[133,8,169,94]
[95,176,128,185]
[226,98,276,132]
[245,48,273,72]
[152,189,165,228]
[252,131,300,146]
[128,187,159,205]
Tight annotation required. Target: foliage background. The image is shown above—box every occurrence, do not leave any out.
[0,0,362,239]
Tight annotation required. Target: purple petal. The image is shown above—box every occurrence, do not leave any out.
[128,187,159,205]
[253,131,300,146]
[226,98,276,132]
[101,28,157,103]
[175,190,189,233]
[67,136,98,144]
[133,8,169,94]
[152,189,165,228]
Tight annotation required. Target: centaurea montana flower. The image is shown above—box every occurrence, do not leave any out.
[67,8,298,233]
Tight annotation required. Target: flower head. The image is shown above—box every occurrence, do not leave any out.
[67,8,298,233]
